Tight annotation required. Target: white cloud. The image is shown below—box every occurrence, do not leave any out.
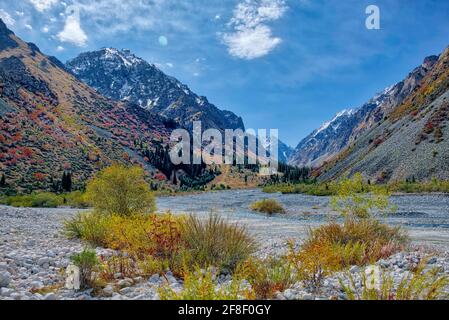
[57,13,88,46]
[222,0,287,60]
[29,0,59,12]
[0,9,16,27]
[223,24,282,60]
[166,62,174,68]
[42,25,49,33]
[24,23,33,30]
[56,45,65,52]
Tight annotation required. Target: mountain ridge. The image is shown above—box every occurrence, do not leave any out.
[66,48,245,132]
[289,54,440,169]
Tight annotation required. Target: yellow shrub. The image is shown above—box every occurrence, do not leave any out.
[158,267,254,300]
[250,199,286,214]
[236,257,296,299]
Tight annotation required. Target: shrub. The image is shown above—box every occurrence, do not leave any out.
[250,199,286,214]
[64,212,109,247]
[158,267,254,300]
[85,164,156,216]
[330,173,391,219]
[287,219,408,290]
[181,214,257,272]
[301,219,407,267]
[99,254,138,281]
[340,262,449,300]
[70,248,99,289]
[105,213,184,262]
[237,257,296,299]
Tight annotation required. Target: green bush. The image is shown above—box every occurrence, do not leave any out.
[70,248,99,289]
[181,214,257,272]
[64,212,109,247]
[85,164,156,216]
[250,199,286,214]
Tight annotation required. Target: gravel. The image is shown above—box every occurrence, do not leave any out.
[1,204,449,300]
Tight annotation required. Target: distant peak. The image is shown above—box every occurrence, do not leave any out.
[0,18,13,35]
[99,47,145,67]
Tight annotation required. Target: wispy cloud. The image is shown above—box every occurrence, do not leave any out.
[0,9,15,27]
[29,0,59,12]
[221,0,287,60]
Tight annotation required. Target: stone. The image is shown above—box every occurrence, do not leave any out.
[119,287,132,295]
[148,274,161,284]
[350,266,360,273]
[117,279,132,288]
[1,287,13,297]
[37,257,51,267]
[283,289,296,300]
[427,257,437,265]
[0,271,11,288]
[44,293,57,300]
[103,285,114,297]
[30,281,44,290]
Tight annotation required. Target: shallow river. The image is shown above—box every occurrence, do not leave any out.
[157,189,449,250]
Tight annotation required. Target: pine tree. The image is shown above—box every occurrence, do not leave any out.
[0,174,5,187]
[61,171,72,192]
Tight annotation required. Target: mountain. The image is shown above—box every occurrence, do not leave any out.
[316,47,449,182]
[0,19,173,192]
[66,48,244,132]
[289,55,440,168]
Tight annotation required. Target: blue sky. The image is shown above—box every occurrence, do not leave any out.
[1,0,449,146]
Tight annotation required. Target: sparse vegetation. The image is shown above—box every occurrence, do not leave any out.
[250,199,286,214]
[70,248,100,289]
[263,176,449,196]
[236,257,296,299]
[286,174,408,290]
[158,267,254,300]
[340,262,449,300]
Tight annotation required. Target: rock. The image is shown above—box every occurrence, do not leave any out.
[427,257,438,265]
[44,293,57,300]
[24,239,36,247]
[283,289,296,300]
[274,292,286,300]
[350,266,360,273]
[37,257,51,267]
[1,287,13,297]
[119,287,132,295]
[148,274,161,284]
[0,271,11,288]
[117,279,132,288]
[30,280,44,290]
[301,293,314,300]
[103,285,114,297]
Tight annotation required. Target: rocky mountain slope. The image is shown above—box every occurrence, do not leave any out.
[317,46,449,182]
[289,55,439,168]
[0,19,173,192]
[66,48,244,132]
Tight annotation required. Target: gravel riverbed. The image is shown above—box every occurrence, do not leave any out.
[2,190,449,300]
